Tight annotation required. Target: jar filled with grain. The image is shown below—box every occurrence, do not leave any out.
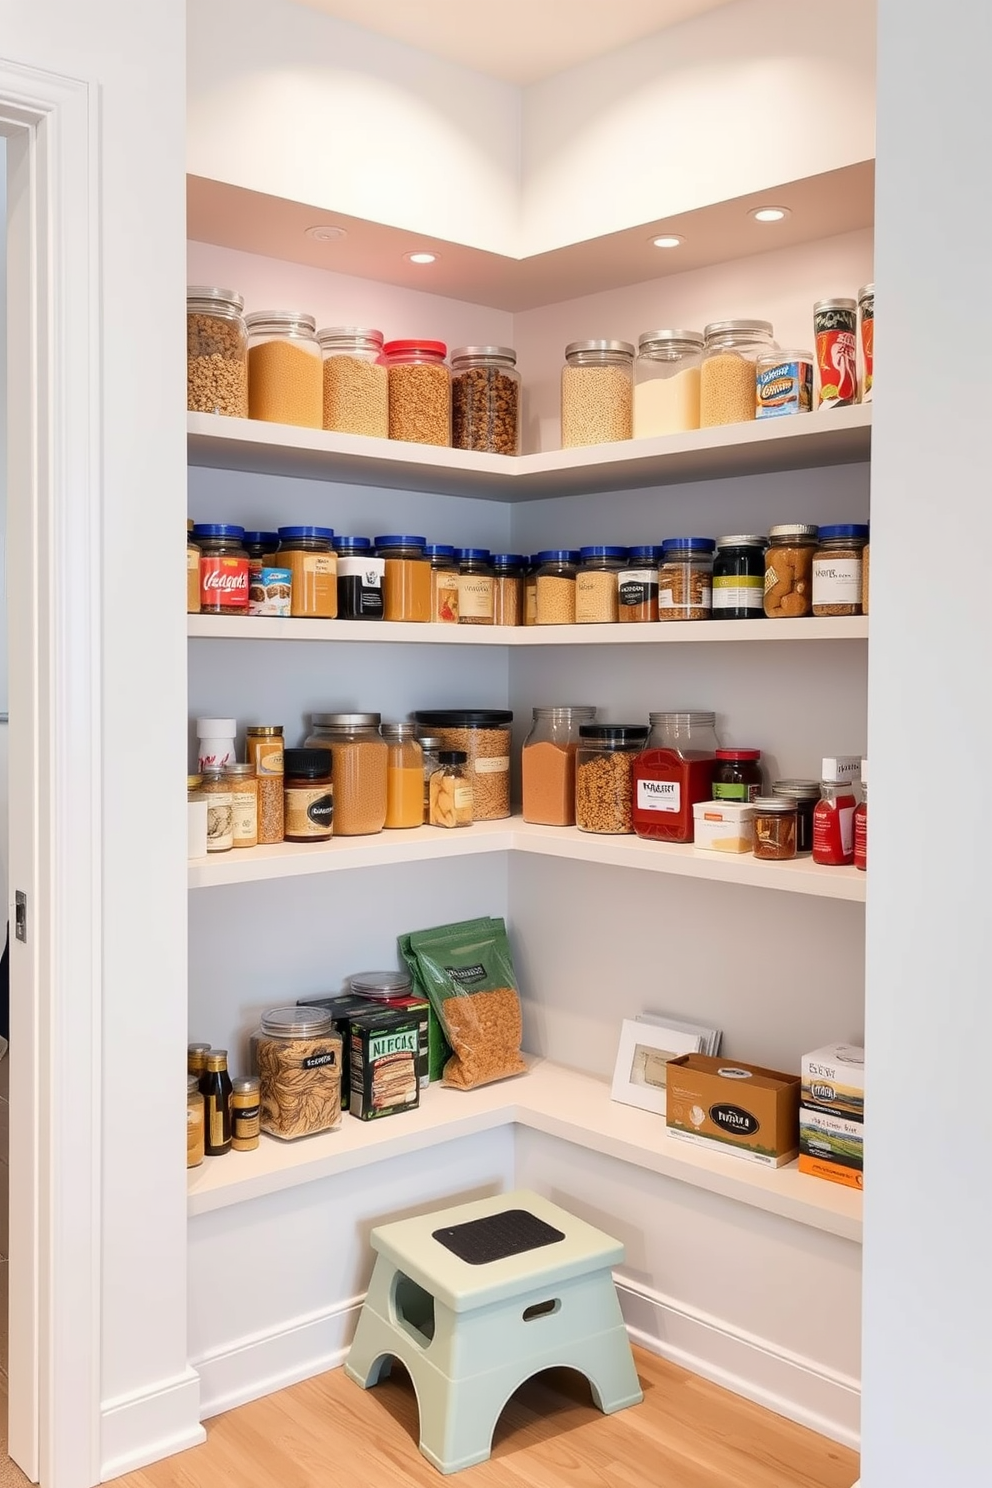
[305,713,388,836]
[187,521,201,614]
[246,311,323,428]
[335,536,384,620]
[253,1006,342,1140]
[224,761,259,848]
[561,340,634,447]
[633,330,704,437]
[492,553,525,626]
[187,286,248,418]
[617,545,662,622]
[317,326,388,438]
[521,705,597,826]
[246,725,285,844]
[199,767,234,852]
[575,725,649,835]
[456,548,494,626]
[283,747,334,843]
[412,710,512,820]
[451,346,521,455]
[425,545,459,624]
[429,750,474,828]
[576,546,627,624]
[384,339,451,446]
[381,723,424,829]
[812,524,869,616]
[376,535,431,623]
[700,320,775,428]
[535,549,579,626]
[193,524,250,616]
[763,524,819,618]
[277,526,338,619]
[523,555,539,626]
[658,537,715,621]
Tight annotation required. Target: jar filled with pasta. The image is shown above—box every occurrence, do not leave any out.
[253,1006,343,1140]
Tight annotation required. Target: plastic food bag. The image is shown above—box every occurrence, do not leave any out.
[398,916,527,1089]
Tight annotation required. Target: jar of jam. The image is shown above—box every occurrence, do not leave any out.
[335,536,385,620]
[283,748,334,843]
[712,749,763,802]
[632,711,720,843]
[617,545,662,622]
[752,797,798,861]
[771,779,820,855]
[277,526,338,619]
[193,523,250,615]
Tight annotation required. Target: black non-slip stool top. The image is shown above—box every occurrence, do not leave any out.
[432,1208,566,1266]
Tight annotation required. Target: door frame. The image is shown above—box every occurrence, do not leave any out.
[1,59,102,1488]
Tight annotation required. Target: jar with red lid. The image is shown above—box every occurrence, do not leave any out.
[712,749,763,802]
[632,711,720,843]
[384,339,451,447]
[193,523,249,615]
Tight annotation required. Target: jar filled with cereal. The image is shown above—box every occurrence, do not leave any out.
[764,524,819,619]
[575,725,649,835]
[384,339,451,446]
[317,326,388,437]
[812,524,869,617]
[412,710,512,821]
[658,537,715,621]
[246,311,323,429]
[187,286,248,418]
[560,340,634,448]
[535,549,579,626]
[700,320,775,428]
[492,553,526,626]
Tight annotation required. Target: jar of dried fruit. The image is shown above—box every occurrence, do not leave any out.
[560,341,634,447]
[384,339,451,446]
[812,524,869,616]
[451,346,520,455]
[317,326,388,437]
[575,725,649,834]
[246,311,323,428]
[700,320,775,428]
[187,286,248,418]
[764,524,819,618]
[305,713,388,836]
[658,537,715,621]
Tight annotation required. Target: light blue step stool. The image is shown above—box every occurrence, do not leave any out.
[344,1187,643,1474]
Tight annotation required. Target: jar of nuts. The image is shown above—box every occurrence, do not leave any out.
[575,725,649,835]
[560,340,634,448]
[246,311,323,429]
[764,524,819,618]
[384,339,451,446]
[317,326,388,438]
[451,346,520,455]
[658,537,715,621]
[812,524,869,616]
[187,285,248,418]
[700,320,775,428]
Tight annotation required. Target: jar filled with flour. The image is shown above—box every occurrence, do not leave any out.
[633,330,704,437]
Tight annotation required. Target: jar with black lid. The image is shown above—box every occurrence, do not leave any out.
[713,749,763,802]
[335,536,384,619]
[575,725,649,835]
[771,779,820,855]
[283,747,334,842]
[712,534,768,620]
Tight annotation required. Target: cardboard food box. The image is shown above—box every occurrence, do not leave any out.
[799,1107,864,1189]
[666,1053,800,1167]
[692,800,755,853]
[349,1009,421,1121]
[801,1042,865,1122]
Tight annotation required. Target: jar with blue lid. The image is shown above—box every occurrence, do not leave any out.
[618,544,663,622]
[376,534,430,622]
[658,537,716,621]
[424,544,459,624]
[456,548,494,625]
[334,535,384,619]
[193,523,249,615]
[492,553,526,626]
[812,524,869,616]
[576,545,628,624]
[536,549,581,625]
[277,525,337,618]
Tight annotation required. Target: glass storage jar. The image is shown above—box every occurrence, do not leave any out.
[617,545,662,622]
[771,779,820,855]
[412,710,512,820]
[535,549,579,626]
[384,339,451,446]
[451,346,520,455]
[335,536,384,620]
[632,712,720,843]
[456,549,494,625]
[633,330,704,437]
[560,340,634,447]
[700,320,775,428]
[253,1006,343,1140]
[521,705,597,826]
[424,544,459,624]
[658,537,715,621]
[277,526,338,618]
[224,761,258,848]
[193,524,249,615]
[492,554,525,626]
[752,797,798,861]
[523,555,539,626]
[305,714,388,836]
[764,524,819,618]
[755,350,814,418]
[713,749,763,802]
[246,724,285,845]
[414,733,444,823]
[576,546,627,624]
[812,524,869,616]
[186,1075,205,1168]
[187,286,248,418]
[429,751,474,828]
[317,326,388,437]
[246,311,322,428]
[282,747,334,843]
[381,723,424,829]
[200,768,234,852]
[575,725,649,835]
[376,535,431,623]
[187,521,201,614]
[230,1075,261,1152]
[712,534,767,620]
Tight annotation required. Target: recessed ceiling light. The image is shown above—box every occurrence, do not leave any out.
[749,207,791,223]
[305,225,348,242]
[651,234,684,249]
[406,251,439,265]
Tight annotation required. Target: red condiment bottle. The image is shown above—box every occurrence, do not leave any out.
[813,756,861,866]
[854,760,868,872]
[632,711,719,843]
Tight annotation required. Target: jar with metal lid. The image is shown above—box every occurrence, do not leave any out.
[492,554,525,626]
[224,762,258,848]
[632,712,720,843]
[764,524,819,618]
[187,1074,205,1168]
[451,346,520,455]
[376,535,431,623]
[575,725,649,834]
[246,310,322,428]
[317,326,388,437]
[576,546,627,624]
[812,524,869,616]
[523,555,539,626]
[561,340,634,447]
[633,331,704,437]
[230,1075,261,1152]
[201,1049,232,1155]
[617,545,662,622]
[658,537,715,621]
[771,779,820,854]
[187,521,201,614]
[813,299,858,409]
[755,351,814,418]
[425,545,459,624]
[349,970,413,1002]
[429,751,474,828]
[187,286,248,418]
[414,733,444,822]
[535,549,579,626]
[200,767,234,852]
[456,549,494,626]
[700,320,775,427]
[712,535,767,620]
[522,705,597,826]
[858,285,874,403]
[752,797,798,861]
[282,747,334,843]
[187,1042,211,1078]
[381,723,424,829]
[277,526,338,619]
[412,710,512,820]
[253,1006,343,1140]
[305,714,388,836]
[384,339,451,446]
[713,749,763,802]
[246,725,285,845]
[334,536,384,620]
[193,524,250,615]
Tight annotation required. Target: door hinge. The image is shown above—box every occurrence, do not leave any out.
[15,890,27,944]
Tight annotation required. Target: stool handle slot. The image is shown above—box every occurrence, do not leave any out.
[522,1298,561,1322]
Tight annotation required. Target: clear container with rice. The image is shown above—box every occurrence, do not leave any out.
[412,710,512,820]
[560,340,634,447]
[317,326,388,437]
[700,320,775,428]
[246,311,323,428]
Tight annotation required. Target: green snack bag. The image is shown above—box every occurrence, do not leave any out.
[399,916,527,1090]
[397,937,452,1082]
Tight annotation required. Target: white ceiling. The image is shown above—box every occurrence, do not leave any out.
[290,0,738,85]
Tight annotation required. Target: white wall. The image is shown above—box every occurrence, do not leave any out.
[1,138,8,918]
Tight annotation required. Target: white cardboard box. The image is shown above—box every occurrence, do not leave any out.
[692,800,755,853]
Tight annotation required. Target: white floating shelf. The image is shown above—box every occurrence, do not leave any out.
[189,816,866,902]
[188,614,867,645]
[188,404,871,502]
[187,1058,862,1243]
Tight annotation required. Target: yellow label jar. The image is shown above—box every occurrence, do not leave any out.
[277,526,338,619]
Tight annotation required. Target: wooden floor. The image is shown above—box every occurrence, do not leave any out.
[111,1351,859,1488]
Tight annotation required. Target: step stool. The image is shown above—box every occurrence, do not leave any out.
[344,1187,643,1474]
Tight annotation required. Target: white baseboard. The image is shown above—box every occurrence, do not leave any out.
[614,1274,861,1450]
[100,1367,205,1481]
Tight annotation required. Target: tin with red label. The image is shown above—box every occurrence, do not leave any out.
[193,523,250,614]
[813,299,858,409]
[858,284,874,403]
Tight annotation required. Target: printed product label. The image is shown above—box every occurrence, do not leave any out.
[337,555,384,587]
[659,581,711,611]
[815,306,858,407]
[756,359,813,418]
[812,557,861,605]
[205,798,233,851]
[285,785,334,837]
[187,548,199,573]
[618,571,656,606]
[713,782,754,802]
[232,1104,260,1138]
[453,783,473,811]
[458,574,494,619]
[208,1097,226,1148]
[524,583,537,624]
[432,571,460,623]
[304,554,336,577]
[200,556,249,609]
[230,788,258,844]
[860,300,874,402]
[838,803,855,856]
[249,566,293,617]
[575,572,617,623]
[712,575,764,611]
[369,1030,418,1061]
[637,778,680,813]
[254,746,284,777]
[302,1051,337,1070]
[474,755,509,775]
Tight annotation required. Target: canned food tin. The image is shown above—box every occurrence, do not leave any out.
[814,299,858,409]
[858,284,874,403]
[755,352,813,418]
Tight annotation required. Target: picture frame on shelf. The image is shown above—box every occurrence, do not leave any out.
[610,1018,706,1116]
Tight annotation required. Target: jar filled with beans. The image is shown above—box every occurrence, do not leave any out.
[305,713,388,836]
[187,286,248,418]
[575,725,649,834]
[317,326,388,438]
[451,346,520,455]
[560,340,634,447]
[812,524,869,616]
[576,546,627,624]
[535,549,579,626]
[384,339,451,446]
[658,537,715,621]
[412,710,512,820]
[246,311,323,429]
[764,524,819,618]
[700,320,775,428]
[492,553,525,626]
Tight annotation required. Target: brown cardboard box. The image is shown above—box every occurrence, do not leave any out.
[666,1054,800,1167]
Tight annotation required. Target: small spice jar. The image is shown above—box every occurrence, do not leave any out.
[858,285,874,403]
[812,524,869,616]
[376,535,431,623]
[561,341,634,447]
[523,555,539,626]
[658,538,715,621]
[492,554,526,626]
[381,723,424,829]
[283,747,334,843]
[713,749,763,802]
[425,545,459,624]
[253,1007,343,1140]
[632,712,720,843]
[429,750,474,828]
[521,705,597,826]
[456,549,495,626]
[576,546,627,624]
[412,710,513,820]
[575,725,649,835]
[712,534,768,620]
[752,797,798,861]
[451,346,520,455]
[200,767,234,852]
[617,546,662,622]
[335,536,385,620]
[193,524,250,615]
[317,326,388,437]
[384,339,451,446]
[633,330,703,437]
[304,714,388,836]
[415,733,444,823]
[201,1048,232,1156]
[772,779,821,855]
[277,526,338,619]
[187,1042,211,1079]
[187,1074,205,1168]
[535,549,579,626]
[230,1075,261,1152]
[764,524,819,618]
[187,521,201,614]
[700,320,775,428]
[813,299,858,409]
[223,762,258,848]
[246,310,322,428]
[187,285,248,418]
[246,725,285,845]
